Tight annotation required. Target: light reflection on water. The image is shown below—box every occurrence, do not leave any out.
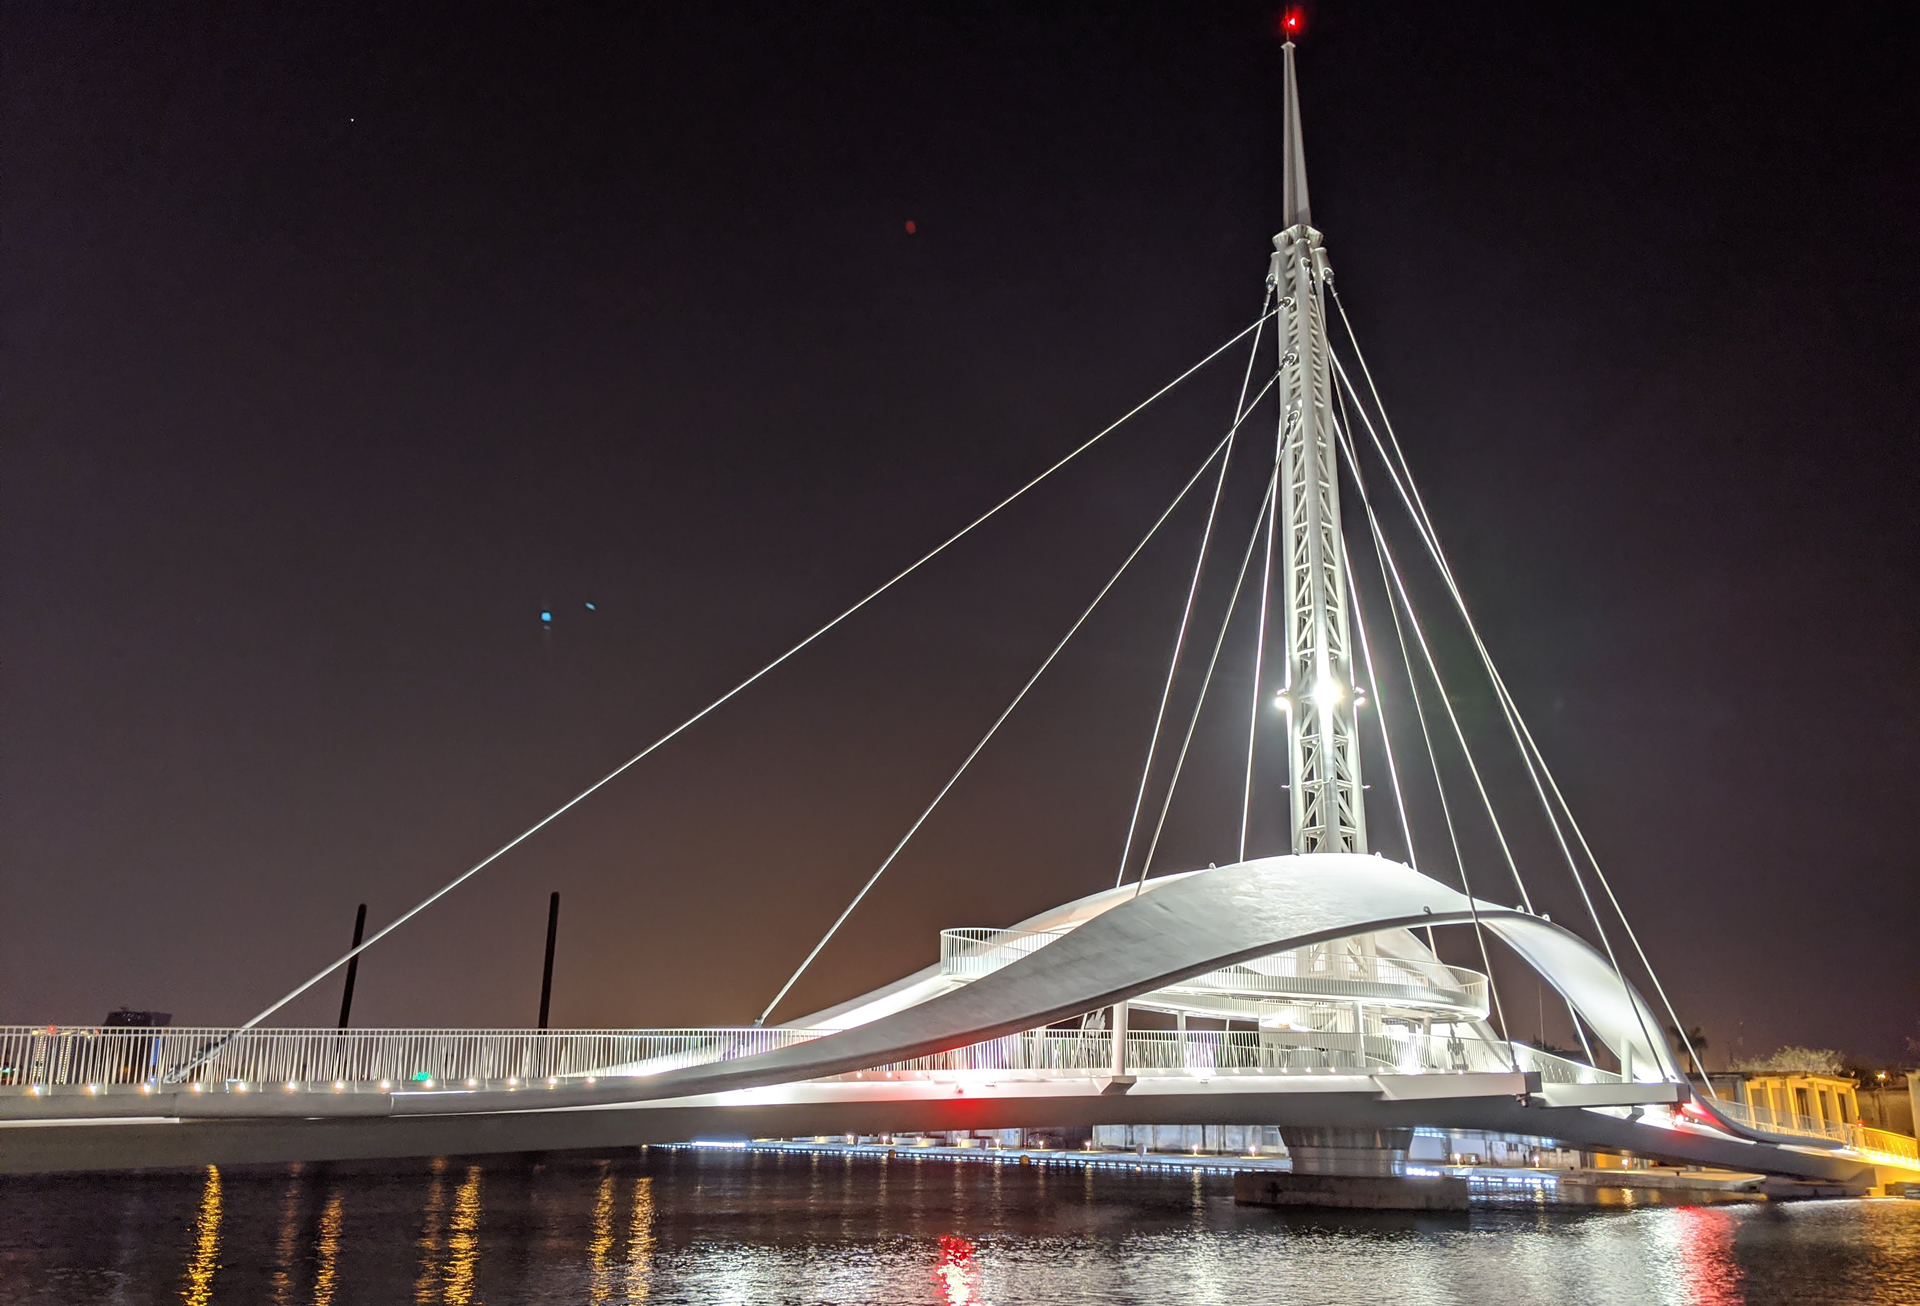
[179,1164,220,1306]
[311,1190,342,1306]
[627,1175,654,1303]
[589,1165,617,1303]
[934,1234,984,1305]
[442,1164,483,1304]
[270,1167,301,1306]
[1,1150,1917,1305]
[1675,1205,1746,1306]
[412,1154,447,1304]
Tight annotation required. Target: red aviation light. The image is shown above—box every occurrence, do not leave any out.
[1281,7,1307,39]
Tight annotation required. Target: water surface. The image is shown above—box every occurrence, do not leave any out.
[2,1149,1917,1304]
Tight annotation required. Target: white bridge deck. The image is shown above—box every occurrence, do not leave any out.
[6,857,1918,1182]
[3,1020,1915,1182]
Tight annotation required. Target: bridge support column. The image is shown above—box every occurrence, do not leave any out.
[1278,1126,1415,1176]
[1110,1002,1128,1076]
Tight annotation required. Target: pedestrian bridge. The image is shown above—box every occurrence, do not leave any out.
[5,857,1915,1185]
[10,41,1906,1193]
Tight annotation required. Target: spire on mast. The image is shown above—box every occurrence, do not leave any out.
[1281,39,1312,231]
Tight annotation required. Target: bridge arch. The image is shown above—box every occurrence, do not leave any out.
[594,855,1682,1106]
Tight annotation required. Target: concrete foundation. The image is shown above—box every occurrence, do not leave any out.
[1279,1125,1414,1176]
[1760,1177,1874,1200]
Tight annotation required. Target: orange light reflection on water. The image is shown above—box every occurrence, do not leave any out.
[413,1156,448,1304]
[588,1168,616,1304]
[443,1166,483,1305]
[627,1175,655,1303]
[270,1170,301,1305]
[313,1192,343,1306]
[181,1165,222,1306]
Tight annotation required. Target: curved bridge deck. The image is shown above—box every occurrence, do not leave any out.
[5,1022,1913,1185]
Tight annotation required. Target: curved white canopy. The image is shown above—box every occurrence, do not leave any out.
[619,854,1681,1102]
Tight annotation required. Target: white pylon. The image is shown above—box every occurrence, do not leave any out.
[1270,40,1366,855]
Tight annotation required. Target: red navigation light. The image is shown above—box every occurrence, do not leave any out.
[1281,7,1306,38]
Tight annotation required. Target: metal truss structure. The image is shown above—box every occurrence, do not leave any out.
[1271,41,1366,855]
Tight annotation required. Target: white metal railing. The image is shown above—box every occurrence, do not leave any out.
[938,928,1068,978]
[1163,953,1488,1015]
[0,1021,1525,1096]
[1716,1097,1848,1143]
[1854,1125,1920,1164]
[939,928,1487,1015]
[841,1026,1518,1079]
[10,1022,1914,1164]
[0,1026,824,1090]
[3,1023,1733,1121]
[1712,1097,1920,1162]
[1509,1042,1625,1086]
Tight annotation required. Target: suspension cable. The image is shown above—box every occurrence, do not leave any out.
[187,312,1276,1068]
[759,425,1242,1025]
[1338,356,1600,1068]
[1114,309,1276,888]
[1134,469,1277,892]
[1340,535,1416,871]
[1329,293,1692,1088]
[1336,416,1516,1066]
[1336,421,1531,912]
[1337,376,1670,1092]
[1333,382,1416,869]
[1239,409,1285,860]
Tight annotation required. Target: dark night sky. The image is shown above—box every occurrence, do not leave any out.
[4,4,1917,1063]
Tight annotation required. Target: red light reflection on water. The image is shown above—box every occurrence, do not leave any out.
[1675,1205,1744,1305]
[934,1235,986,1305]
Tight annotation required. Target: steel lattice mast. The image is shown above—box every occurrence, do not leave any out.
[1271,39,1366,855]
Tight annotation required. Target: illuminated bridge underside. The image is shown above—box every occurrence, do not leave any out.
[1,858,1899,1183]
[0,1076,1884,1183]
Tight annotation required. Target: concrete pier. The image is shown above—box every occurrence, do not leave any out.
[1279,1125,1415,1176]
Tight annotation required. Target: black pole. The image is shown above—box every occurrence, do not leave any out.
[337,903,367,1030]
[538,891,560,1030]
